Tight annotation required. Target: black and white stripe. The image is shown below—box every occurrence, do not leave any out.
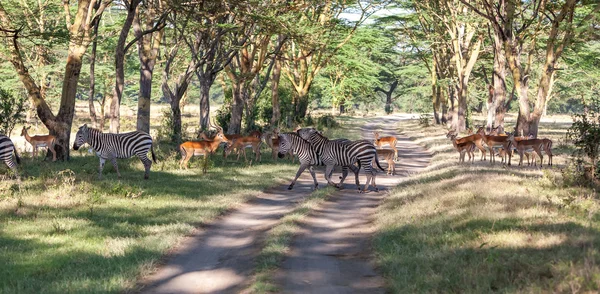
[73,124,156,179]
[278,132,321,190]
[0,134,20,180]
[297,128,384,192]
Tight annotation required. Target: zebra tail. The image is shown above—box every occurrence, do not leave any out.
[374,152,385,172]
[151,145,157,163]
[14,149,21,165]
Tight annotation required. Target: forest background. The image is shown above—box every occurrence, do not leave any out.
[0,0,598,160]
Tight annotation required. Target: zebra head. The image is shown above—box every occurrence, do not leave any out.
[73,124,90,151]
[296,127,318,141]
[278,134,291,158]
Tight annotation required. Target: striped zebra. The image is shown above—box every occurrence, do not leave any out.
[0,134,21,180]
[72,124,157,180]
[278,132,320,190]
[297,128,384,193]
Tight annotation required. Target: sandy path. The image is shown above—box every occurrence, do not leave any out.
[272,115,431,293]
[138,114,431,293]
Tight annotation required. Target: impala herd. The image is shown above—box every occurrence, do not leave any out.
[1,117,555,185]
[447,126,554,167]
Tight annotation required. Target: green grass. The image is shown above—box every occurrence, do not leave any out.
[0,148,298,294]
[0,113,366,294]
[375,116,600,293]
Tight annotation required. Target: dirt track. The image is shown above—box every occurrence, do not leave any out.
[139,114,431,293]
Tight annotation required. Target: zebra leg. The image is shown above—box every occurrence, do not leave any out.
[138,154,152,180]
[325,165,339,188]
[338,166,348,186]
[98,157,106,180]
[349,164,361,191]
[308,166,318,189]
[109,157,121,179]
[288,164,309,190]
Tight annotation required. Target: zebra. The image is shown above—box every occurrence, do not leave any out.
[72,124,157,180]
[297,128,384,193]
[278,132,320,190]
[0,134,21,180]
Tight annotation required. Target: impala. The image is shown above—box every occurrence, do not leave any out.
[476,127,511,165]
[541,138,553,166]
[447,133,476,164]
[373,132,398,160]
[225,135,261,161]
[266,129,294,161]
[448,130,487,161]
[179,120,230,169]
[21,126,59,161]
[374,149,397,175]
[507,133,545,167]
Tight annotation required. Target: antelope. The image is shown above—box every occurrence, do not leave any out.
[476,127,511,165]
[373,132,398,160]
[249,130,262,139]
[266,129,294,161]
[225,135,262,162]
[374,149,397,175]
[447,133,476,164]
[21,126,59,161]
[540,138,553,166]
[507,133,545,167]
[447,130,487,161]
[179,120,230,169]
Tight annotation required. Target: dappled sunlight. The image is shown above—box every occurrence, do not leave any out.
[478,231,567,249]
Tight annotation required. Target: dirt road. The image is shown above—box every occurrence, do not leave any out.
[139,115,431,293]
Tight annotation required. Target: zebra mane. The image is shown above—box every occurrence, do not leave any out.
[282,132,310,144]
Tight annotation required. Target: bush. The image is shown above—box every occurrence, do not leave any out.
[0,88,26,135]
[418,113,432,127]
[567,96,600,183]
[316,114,339,129]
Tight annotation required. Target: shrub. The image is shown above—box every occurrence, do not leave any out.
[567,96,600,183]
[0,88,26,136]
[316,114,339,129]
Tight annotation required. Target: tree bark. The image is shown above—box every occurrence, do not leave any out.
[134,1,164,134]
[110,0,140,134]
[198,79,211,131]
[89,19,100,128]
[270,58,282,126]
[228,81,245,134]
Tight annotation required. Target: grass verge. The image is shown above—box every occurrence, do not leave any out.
[374,116,600,293]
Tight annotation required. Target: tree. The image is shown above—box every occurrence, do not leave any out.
[133,0,166,133]
[0,0,110,160]
[109,0,141,134]
[281,0,375,122]
[463,0,600,136]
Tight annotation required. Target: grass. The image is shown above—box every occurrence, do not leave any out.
[374,115,600,293]
[0,111,366,294]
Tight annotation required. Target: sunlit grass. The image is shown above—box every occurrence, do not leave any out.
[375,116,600,293]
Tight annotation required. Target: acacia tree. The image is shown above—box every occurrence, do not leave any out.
[463,0,600,136]
[0,0,110,160]
[133,0,166,133]
[281,0,374,122]
[109,0,140,133]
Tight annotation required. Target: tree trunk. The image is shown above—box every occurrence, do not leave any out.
[89,22,99,128]
[137,57,153,133]
[244,76,259,131]
[294,93,310,122]
[228,82,244,134]
[486,85,495,130]
[492,35,507,128]
[110,1,139,133]
[270,59,282,126]
[198,79,211,131]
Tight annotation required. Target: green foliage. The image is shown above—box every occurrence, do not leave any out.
[0,88,26,135]
[157,108,180,143]
[316,114,339,129]
[566,96,600,183]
